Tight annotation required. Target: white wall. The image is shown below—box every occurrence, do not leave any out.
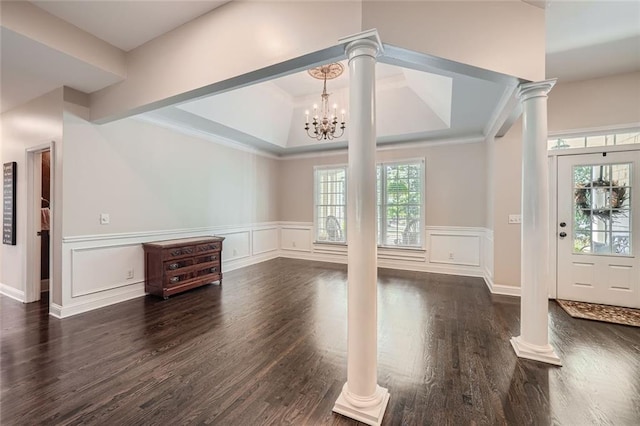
[63,109,279,236]
[363,0,546,81]
[90,1,363,122]
[0,88,63,303]
[279,141,487,227]
[548,71,640,132]
[491,71,640,289]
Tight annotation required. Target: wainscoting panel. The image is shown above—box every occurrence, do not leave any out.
[280,224,312,252]
[217,230,251,264]
[252,227,279,255]
[429,233,480,267]
[54,223,514,318]
[71,244,144,297]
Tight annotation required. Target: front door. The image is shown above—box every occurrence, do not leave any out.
[557,151,640,308]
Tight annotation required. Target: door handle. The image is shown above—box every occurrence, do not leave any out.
[559,232,567,238]
[36,231,42,236]
[559,222,567,227]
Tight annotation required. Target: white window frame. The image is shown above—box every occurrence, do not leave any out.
[377,158,426,249]
[313,159,425,250]
[313,164,348,244]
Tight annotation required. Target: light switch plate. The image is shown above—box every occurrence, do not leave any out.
[100,213,110,225]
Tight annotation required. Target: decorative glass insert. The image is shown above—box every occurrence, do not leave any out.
[315,166,347,243]
[573,163,631,255]
[549,131,640,150]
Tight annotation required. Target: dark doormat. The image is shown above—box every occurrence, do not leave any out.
[557,299,640,327]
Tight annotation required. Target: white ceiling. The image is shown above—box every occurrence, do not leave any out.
[31,0,230,51]
[545,0,640,81]
[0,27,123,112]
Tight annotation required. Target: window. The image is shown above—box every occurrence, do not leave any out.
[377,160,424,247]
[549,130,640,150]
[314,166,347,243]
[313,160,425,248]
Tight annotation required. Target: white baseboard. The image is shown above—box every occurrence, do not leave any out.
[224,250,280,273]
[56,286,146,318]
[0,283,25,303]
[50,303,63,318]
[483,273,521,297]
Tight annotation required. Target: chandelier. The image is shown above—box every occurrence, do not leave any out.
[304,63,346,140]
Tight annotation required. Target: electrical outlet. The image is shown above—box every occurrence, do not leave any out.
[508,214,521,224]
[233,248,238,256]
[126,269,134,279]
[448,252,454,260]
[100,213,110,225]
[292,241,297,248]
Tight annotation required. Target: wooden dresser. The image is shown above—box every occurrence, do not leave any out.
[143,236,225,299]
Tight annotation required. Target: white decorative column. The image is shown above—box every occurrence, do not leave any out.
[510,79,562,366]
[333,32,390,426]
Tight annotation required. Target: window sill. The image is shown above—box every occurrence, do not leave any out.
[313,241,426,252]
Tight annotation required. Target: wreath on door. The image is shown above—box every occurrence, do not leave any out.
[574,178,627,221]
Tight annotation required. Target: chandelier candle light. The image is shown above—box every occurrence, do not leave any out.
[305,63,346,140]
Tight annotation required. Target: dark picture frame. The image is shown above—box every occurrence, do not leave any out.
[3,162,17,245]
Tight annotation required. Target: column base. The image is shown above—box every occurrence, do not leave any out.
[333,384,390,426]
[510,336,562,366]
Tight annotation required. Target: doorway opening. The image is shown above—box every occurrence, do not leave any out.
[25,143,54,308]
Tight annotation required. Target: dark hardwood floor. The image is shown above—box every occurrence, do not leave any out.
[1,258,639,425]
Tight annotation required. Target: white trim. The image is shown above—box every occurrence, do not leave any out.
[510,336,562,366]
[135,114,280,160]
[63,222,281,243]
[548,154,558,299]
[280,136,485,161]
[0,283,25,303]
[49,303,63,319]
[483,84,519,138]
[377,136,485,151]
[483,274,521,297]
[223,249,280,272]
[548,144,640,158]
[548,123,640,139]
[54,286,146,318]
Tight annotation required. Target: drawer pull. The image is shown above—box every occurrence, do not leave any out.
[168,263,179,270]
[170,276,180,284]
[170,249,182,256]
[210,267,218,273]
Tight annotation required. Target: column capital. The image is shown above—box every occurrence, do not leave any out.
[341,29,383,61]
[517,78,557,102]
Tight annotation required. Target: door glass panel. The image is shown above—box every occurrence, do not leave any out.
[573,163,632,255]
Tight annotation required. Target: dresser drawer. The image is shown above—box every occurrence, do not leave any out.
[196,242,221,253]
[195,264,220,277]
[194,253,219,265]
[163,245,195,260]
[164,259,193,271]
[165,271,191,287]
